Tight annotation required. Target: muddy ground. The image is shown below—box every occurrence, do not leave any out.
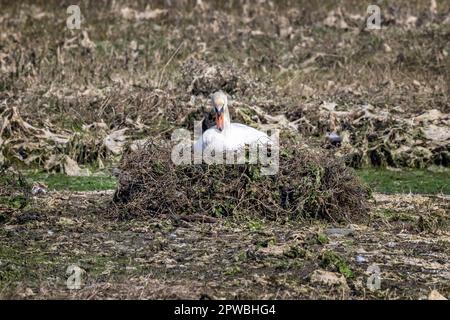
[0,191,448,299]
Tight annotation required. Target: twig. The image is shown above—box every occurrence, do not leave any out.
[157,42,184,88]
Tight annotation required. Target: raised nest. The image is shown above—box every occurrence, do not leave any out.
[112,140,371,222]
[0,168,31,222]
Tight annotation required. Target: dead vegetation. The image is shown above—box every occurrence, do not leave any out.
[301,104,450,168]
[0,0,449,300]
[1,0,449,172]
[112,139,370,222]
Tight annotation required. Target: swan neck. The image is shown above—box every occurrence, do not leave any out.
[222,108,231,133]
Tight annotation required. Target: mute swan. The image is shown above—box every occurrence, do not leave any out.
[194,91,271,153]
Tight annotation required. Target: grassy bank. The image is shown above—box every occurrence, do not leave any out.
[17,168,450,195]
[356,168,449,195]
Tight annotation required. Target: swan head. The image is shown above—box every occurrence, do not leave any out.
[211,91,228,131]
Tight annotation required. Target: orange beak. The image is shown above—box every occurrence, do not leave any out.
[216,113,224,131]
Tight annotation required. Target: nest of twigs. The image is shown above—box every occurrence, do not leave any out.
[0,168,31,222]
[112,139,371,222]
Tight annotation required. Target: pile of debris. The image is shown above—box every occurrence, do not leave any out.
[0,168,30,221]
[301,103,450,168]
[112,139,370,222]
[181,59,257,96]
[0,107,129,175]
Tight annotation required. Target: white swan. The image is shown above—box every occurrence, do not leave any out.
[194,91,272,153]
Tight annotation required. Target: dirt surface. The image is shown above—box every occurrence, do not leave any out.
[0,191,448,299]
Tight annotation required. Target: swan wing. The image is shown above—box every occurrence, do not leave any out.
[194,124,271,152]
[229,123,272,146]
[195,127,226,151]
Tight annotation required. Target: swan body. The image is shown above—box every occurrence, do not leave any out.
[196,123,271,152]
[194,92,271,153]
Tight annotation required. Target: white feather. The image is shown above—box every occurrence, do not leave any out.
[194,91,272,154]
